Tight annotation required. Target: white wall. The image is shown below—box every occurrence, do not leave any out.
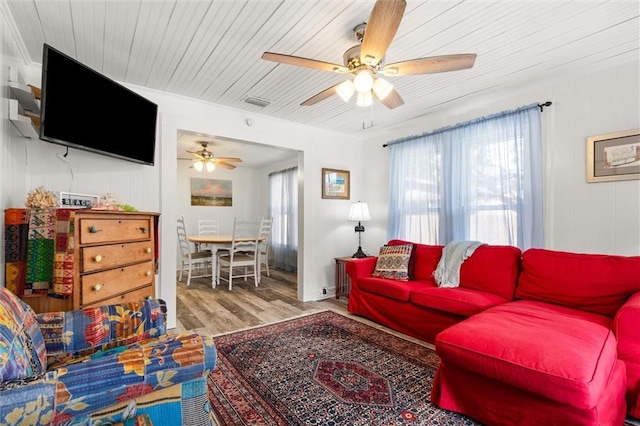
[363,58,640,256]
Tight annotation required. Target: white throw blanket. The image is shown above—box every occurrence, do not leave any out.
[433,240,484,288]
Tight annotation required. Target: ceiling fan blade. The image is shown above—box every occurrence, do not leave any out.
[262,52,349,73]
[301,82,343,106]
[375,88,404,109]
[214,157,242,163]
[215,161,236,170]
[381,54,477,76]
[360,0,406,67]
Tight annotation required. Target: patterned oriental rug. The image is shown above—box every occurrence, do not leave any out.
[207,310,480,425]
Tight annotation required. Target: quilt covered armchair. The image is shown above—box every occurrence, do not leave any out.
[0,287,217,425]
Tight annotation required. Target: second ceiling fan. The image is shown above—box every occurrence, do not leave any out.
[184,142,242,172]
[262,0,476,109]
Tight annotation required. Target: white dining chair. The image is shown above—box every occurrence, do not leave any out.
[257,217,274,282]
[197,217,219,251]
[177,215,212,286]
[216,218,260,290]
[198,218,219,236]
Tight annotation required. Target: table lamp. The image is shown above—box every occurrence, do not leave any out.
[348,201,371,258]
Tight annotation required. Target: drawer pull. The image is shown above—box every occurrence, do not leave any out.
[145,247,152,254]
[92,284,103,292]
[93,255,103,263]
[146,270,152,276]
[140,227,148,234]
[89,225,101,233]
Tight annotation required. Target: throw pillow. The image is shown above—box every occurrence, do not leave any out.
[372,244,414,282]
[387,240,418,280]
[0,287,47,381]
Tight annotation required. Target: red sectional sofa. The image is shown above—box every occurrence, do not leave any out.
[345,241,640,425]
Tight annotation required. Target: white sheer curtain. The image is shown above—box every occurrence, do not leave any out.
[268,167,298,272]
[387,104,543,250]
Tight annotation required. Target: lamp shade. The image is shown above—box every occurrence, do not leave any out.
[373,77,393,100]
[356,90,373,107]
[353,69,374,92]
[348,202,371,222]
[336,80,355,102]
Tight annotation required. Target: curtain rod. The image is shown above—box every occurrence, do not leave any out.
[382,101,553,148]
[537,101,552,111]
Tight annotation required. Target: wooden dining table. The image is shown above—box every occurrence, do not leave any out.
[188,234,266,285]
[188,234,265,250]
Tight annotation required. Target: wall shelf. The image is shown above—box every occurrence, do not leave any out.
[9,99,39,139]
[8,68,41,139]
[9,81,40,114]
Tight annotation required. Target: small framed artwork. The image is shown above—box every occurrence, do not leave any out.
[322,168,350,200]
[59,192,99,208]
[586,129,640,183]
[191,177,233,206]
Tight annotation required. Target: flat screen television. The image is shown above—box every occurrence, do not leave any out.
[39,44,158,166]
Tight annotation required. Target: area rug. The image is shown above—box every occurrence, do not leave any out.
[207,310,480,425]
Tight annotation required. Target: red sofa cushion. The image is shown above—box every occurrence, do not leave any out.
[435,300,617,409]
[411,287,510,317]
[459,245,521,300]
[359,277,432,302]
[517,248,640,317]
[387,239,441,282]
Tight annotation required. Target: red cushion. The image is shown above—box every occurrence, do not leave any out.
[358,278,430,302]
[517,248,640,317]
[459,245,521,300]
[435,300,617,409]
[388,240,443,283]
[411,287,510,317]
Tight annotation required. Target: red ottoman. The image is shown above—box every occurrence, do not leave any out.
[431,300,627,425]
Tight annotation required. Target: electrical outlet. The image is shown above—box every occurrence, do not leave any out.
[322,287,327,295]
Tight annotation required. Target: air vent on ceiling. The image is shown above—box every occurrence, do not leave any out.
[245,96,271,108]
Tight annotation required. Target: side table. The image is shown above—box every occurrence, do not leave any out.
[334,257,357,300]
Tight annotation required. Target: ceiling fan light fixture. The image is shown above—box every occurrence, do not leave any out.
[205,161,215,172]
[356,90,373,107]
[193,161,204,172]
[373,77,393,100]
[336,80,356,102]
[353,69,374,93]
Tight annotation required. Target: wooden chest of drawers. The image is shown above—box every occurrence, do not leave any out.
[73,210,159,310]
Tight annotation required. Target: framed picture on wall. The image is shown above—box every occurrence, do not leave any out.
[322,168,350,200]
[190,178,233,206]
[586,129,640,183]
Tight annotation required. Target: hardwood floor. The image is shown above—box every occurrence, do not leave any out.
[173,268,348,336]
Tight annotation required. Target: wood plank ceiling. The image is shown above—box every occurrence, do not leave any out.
[5,1,639,165]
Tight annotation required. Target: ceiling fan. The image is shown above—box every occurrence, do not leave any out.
[180,142,242,172]
[261,0,476,109]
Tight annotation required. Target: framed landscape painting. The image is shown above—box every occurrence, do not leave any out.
[322,168,350,200]
[191,178,232,206]
[586,129,640,183]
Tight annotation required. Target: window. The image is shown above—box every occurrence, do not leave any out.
[268,167,298,272]
[388,104,543,250]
